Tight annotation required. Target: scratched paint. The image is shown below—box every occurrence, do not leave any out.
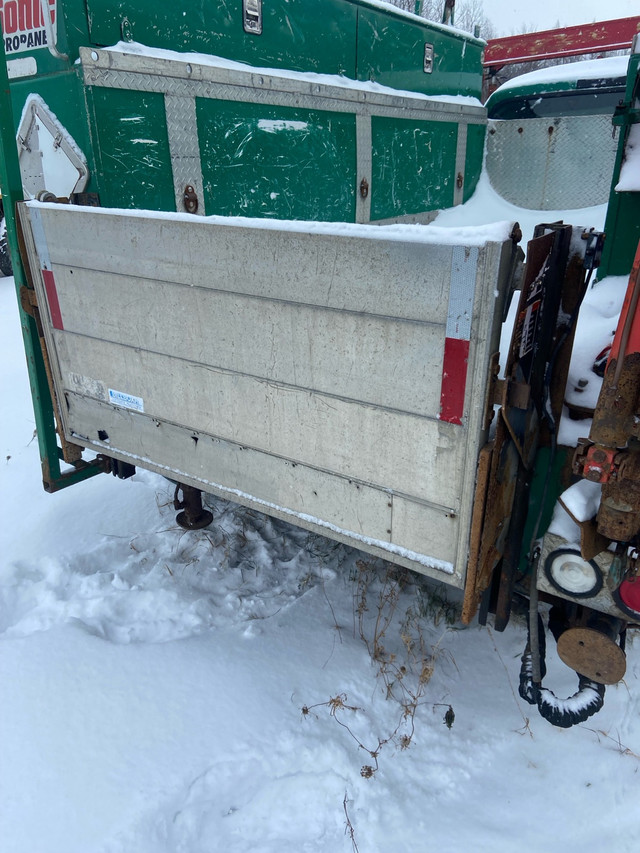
[88,87,175,211]
[197,100,356,222]
[371,116,458,220]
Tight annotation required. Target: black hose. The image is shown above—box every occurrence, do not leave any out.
[519,613,606,728]
[536,679,605,729]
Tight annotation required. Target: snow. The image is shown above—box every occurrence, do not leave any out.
[104,41,484,109]
[435,169,608,247]
[3,161,640,853]
[492,56,630,96]
[31,198,514,247]
[557,480,602,524]
[616,121,640,192]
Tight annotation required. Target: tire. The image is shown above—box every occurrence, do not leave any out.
[0,217,13,277]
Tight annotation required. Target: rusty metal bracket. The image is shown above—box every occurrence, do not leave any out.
[573,440,620,484]
[174,484,213,530]
[19,284,38,317]
[183,184,199,214]
[483,351,531,431]
[17,206,83,467]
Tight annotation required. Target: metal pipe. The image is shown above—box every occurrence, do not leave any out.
[39,0,69,61]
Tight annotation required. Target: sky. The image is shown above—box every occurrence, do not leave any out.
[479,0,640,37]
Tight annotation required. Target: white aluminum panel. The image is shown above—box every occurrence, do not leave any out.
[65,393,459,576]
[33,207,455,324]
[54,332,463,507]
[45,268,445,419]
[20,203,510,583]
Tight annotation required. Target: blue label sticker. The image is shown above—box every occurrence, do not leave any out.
[108,388,144,412]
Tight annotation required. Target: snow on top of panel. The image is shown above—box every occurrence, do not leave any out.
[103,41,483,109]
[28,201,514,248]
[494,55,630,95]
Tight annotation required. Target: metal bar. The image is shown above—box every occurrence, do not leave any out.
[484,16,640,69]
[38,0,68,61]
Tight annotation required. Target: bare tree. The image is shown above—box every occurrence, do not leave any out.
[384,0,495,40]
[449,0,495,39]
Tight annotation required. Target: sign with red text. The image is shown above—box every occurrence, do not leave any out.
[1,0,56,54]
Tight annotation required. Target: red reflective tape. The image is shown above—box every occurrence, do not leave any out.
[42,269,64,330]
[440,337,469,426]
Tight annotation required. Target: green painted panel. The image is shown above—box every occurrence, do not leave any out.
[599,193,640,278]
[371,116,457,220]
[599,54,640,280]
[85,0,357,76]
[196,100,356,222]
[463,123,485,203]
[356,5,483,98]
[87,87,175,210]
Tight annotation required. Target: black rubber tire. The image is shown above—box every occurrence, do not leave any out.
[0,217,13,277]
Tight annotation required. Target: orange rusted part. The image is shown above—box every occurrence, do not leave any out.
[557,627,626,685]
[581,445,619,483]
[590,244,640,449]
[608,241,640,364]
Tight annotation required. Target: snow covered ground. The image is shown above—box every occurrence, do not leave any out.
[2,177,640,853]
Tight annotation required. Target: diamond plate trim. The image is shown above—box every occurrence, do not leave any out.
[165,94,205,215]
[453,123,467,206]
[356,114,372,223]
[486,115,618,210]
[80,47,486,223]
[447,246,478,341]
[80,48,485,126]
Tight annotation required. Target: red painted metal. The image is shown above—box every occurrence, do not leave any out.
[609,240,640,363]
[439,336,469,426]
[42,268,64,330]
[619,576,640,615]
[484,16,640,69]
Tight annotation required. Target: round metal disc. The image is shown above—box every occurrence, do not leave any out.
[176,509,214,530]
[557,627,626,685]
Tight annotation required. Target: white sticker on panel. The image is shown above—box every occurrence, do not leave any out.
[108,388,144,412]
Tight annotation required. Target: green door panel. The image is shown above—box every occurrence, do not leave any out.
[85,0,357,76]
[197,100,357,222]
[356,5,483,98]
[87,88,175,210]
[464,124,485,203]
[371,116,457,220]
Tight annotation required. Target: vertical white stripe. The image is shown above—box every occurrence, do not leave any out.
[446,245,477,340]
[29,207,52,270]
